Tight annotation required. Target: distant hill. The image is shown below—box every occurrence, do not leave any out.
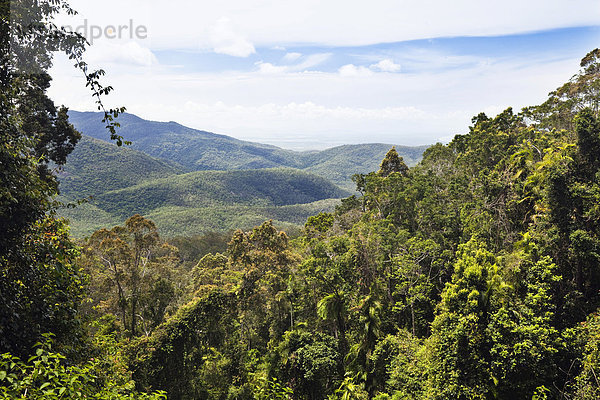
[68,111,300,171]
[57,143,349,237]
[67,111,428,190]
[300,144,426,190]
[92,168,349,218]
[58,135,182,200]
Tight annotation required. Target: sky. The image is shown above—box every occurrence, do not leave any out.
[48,1,600,150]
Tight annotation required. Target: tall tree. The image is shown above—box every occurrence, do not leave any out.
[0,0,86,356]
[83,215,178,337]
[229,221,298,347]
[377,147,409,177]
[425,239,500,399]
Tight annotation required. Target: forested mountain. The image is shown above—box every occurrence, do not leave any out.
[68,111,287,171]
[301,144,426,190]
[55,132,354,237]
[93,168,347,214]
[67,111,426,190]
[58,135,182,199]
[58,116,421,236]
[58,153,348,237]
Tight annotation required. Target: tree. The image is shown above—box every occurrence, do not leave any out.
[272,329,341,400]
[573,312,600,399]
[535,109,600,323]
[348,290,383,396]
[229,221,298,347]
[189,252,238,298]
[575,108,600,175]
[304,212,335,238]
[487,254,562,398]
[328,376,368,400]
[302,235,356,358]
[391,236,441,337]
[525,48,600,130]
[0,217,86,357]
[369,332,425,399]
[127,290,237,399]
[83,215,179,337]
[425,239,500,399]
[318,291,350,358]
[378,147,409,178]
[0,3,84,354]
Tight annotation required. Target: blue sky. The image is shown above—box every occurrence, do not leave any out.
[49,1,600,149]
[154,26,599,75]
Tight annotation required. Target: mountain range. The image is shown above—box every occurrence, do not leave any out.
[59,111,428,237]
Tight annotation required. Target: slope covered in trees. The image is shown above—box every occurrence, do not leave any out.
[67,111,426,190]
[301,144,426,191]
[58,135,183,199]
[93,168,347,214]
[58,163,349,237]
[55,129,422,237]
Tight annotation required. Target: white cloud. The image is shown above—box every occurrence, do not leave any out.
[256,62,287,74]
[283,52,302,62]
[208,17,255,57]
[142,101,431,148]
[180,101,427,121]
[296,53,332,70]
[338,64,373,77]
[370,59,401,72]
[85,41,158,67]
[257,53,331,74]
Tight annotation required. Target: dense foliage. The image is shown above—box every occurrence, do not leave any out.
[58,135,182,200]
[1,0,84,358]
[0,334,166,400]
